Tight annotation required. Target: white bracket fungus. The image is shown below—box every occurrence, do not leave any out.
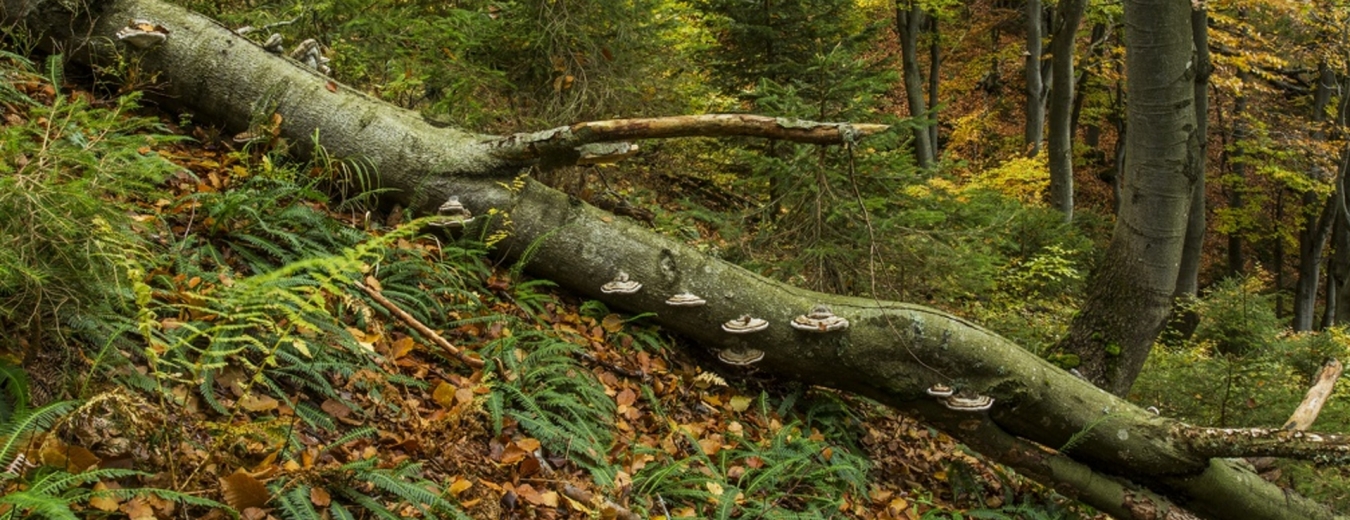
[429,195,474,228]
[941,392,995,412]
[925,384,954,397]
[665,292,706,307]
[263,33,285,54]
[722,315,769,333]
[718,348,765,366]
[289,38,331,75]
[116,19,169,49]
[601,271,642,294]
[790,304,849,332]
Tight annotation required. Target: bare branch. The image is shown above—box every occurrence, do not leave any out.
[485,114,890,164]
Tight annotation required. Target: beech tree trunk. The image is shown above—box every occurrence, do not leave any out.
[896,1,935,168]
[1024,0,1046,157]
[1046,0,1084,222]
[8,1,1350,519]
[1293,63,1341,331]
[1175,7,1209,301]
[1057,0,1197,396]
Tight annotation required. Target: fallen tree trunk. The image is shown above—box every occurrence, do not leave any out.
[5,1,1348,518]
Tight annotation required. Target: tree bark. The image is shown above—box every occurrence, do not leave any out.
[1057,0,1197,396]
[1228,70,1251,276]
[927,14,940,156]
[1024,0,1046,157]
[1175,7,1209,300]
[896,1,935,168]
[1293,63,1340,331]
[10,1,1350,519]
[1046,0,1084,222]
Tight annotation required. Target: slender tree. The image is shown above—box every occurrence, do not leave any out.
[1024,0,1046,156]
[1046,0,1085,221]
[897,0,936,167]
[1175,3,1210,300]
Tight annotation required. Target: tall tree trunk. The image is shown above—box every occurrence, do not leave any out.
[1293,63,1339,331]
[1227,70,1251,276]
[1071,23,1108,153]
[927,15,940,156]
[1056,0,1197,396]
[1047,0,1084,222]
[1175,7,1209,300]
[1024,0,1046,156]
[897,1,935,168]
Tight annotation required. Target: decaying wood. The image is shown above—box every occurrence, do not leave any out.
[560,483,640,520]
[487,115,889,164]
[354,282,485,369]
[7,1,1350,518]
[1251,358,1343,472]
[1286,358,1342,431]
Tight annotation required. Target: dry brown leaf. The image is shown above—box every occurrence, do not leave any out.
[615,388,636,407]
[89,482,120,512]
[310,486,332,507]
[220,469,270,511]
[321,399,352,419]
[601,314,624,333]
[120,497,156,520]
[515,438,541,452]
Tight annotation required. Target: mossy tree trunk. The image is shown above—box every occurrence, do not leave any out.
[6,0,1350,519]
[1056,0,1198,397]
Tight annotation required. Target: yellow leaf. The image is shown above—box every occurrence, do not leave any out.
[433,382,457,408]
[448,477,473,497]
[729,395,752,412]
[238,393,278,412]
[292,339,311,358]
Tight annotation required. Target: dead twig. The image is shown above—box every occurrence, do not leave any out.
[354,282,485,369]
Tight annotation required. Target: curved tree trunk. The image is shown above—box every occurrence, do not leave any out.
[9,1,1350,519]
[1047,0,1084,222]
[1057,0,1198,396]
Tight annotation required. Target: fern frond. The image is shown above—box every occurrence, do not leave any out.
[0,400,79,468]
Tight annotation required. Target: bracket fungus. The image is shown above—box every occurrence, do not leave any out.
[665,292,706,307]
[428,196,474,228]
[722,315,769,334]
[116,19,169,49]
[600,271,642,294]
[925,384,954,397]
[263,33,285,54]
[289,39,331,74]
[789,304,849,332]
[718,348,766,366]
[941,392,995,412]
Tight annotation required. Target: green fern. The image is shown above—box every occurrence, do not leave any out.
[482,329,618,484]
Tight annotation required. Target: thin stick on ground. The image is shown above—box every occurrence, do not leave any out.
[354,282,486,369]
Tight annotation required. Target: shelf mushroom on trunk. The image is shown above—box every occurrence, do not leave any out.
[718,315,769,366]
[601,271,642,294]
[790,304,849,332]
